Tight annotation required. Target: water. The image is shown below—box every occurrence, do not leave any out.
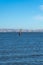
[0,32,43,65]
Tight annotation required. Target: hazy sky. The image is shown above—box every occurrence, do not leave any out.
[0,0,43,29]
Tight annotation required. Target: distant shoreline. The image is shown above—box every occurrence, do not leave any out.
[0,29,43,32]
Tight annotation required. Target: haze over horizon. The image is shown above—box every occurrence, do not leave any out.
[0,0,43,29]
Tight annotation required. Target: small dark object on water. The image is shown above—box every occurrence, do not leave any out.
[19,32,21,36]
[18,29,22,36]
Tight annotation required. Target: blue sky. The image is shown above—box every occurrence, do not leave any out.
[0,0,43,29]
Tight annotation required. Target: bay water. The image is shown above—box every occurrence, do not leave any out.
[0,32,43,65]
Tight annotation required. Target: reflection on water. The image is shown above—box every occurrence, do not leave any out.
[0,32,43,65]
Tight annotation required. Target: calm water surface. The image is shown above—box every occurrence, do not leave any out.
[0,32,43,65]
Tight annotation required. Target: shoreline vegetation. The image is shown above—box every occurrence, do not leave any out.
[0,29,43,32]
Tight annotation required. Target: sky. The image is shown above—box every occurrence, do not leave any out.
[0,0,43,29]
